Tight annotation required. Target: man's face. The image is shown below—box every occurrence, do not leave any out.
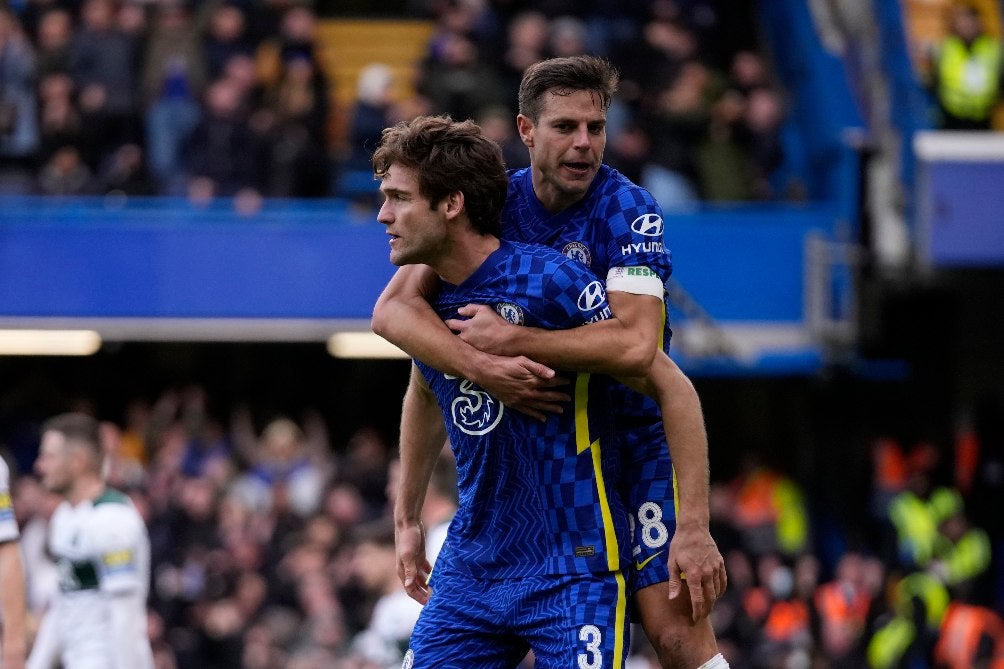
[35,431,74,496]
[351,540,396,592]
[953,9,982,41]
[377,163,449,267]
[518,88,607,211]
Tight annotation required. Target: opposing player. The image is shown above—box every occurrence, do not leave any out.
[372,56,727,669]
[376,114,693,668]
[0,455,27,669]
[28,413,154,669]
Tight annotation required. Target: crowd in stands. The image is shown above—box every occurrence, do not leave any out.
[0,0,794,207]
[2,382,1004,668]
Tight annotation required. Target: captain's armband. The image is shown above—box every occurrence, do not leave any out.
[606,266,665,299]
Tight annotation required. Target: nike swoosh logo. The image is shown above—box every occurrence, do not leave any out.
[634,551,665,571]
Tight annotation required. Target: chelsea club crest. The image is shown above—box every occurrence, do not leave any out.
[495,302,525,325]
[562,241,592,266]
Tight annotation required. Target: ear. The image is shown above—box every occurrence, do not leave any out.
[516,114,534,148]
[443,190,465,220]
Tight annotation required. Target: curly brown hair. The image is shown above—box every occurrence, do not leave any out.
[372,115,508,237]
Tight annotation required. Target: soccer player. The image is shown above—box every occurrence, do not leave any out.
[376,114,691,668]
[372,56,727,669]
[0,456,27,669]
[28,413,154,669]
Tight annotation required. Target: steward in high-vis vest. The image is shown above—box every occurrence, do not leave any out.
[931,5,1004,129]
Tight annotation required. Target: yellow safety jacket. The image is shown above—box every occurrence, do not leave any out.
[937,35,1003,121]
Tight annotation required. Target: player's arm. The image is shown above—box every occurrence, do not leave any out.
[94,512,151,669]
[394,363,448,605]
[0,538,27,669]
[448,283,663,376]
[617,354,726,621]
[372,264,570,420]
[25,607,59,669]
[106,592,146,669]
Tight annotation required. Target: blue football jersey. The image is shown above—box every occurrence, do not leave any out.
[418,240,630,578]
[502,165,673,431]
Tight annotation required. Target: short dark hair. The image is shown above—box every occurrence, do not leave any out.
[42,412,102,456]
[372,115,507,237]
[518,55,619,122]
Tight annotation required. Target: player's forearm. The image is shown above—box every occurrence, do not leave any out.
[659,362,710,527]
[395,368,448,527]
[501,316,655,376]
[25,610,59,669]
[621,354,710,526]
[0,542,27,662]
[107,594,145,669]
[373,265,492,382]
[519,290,661,375]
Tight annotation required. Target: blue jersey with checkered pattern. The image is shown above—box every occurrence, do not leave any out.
[502,165,673,434]
[418,240,630,578]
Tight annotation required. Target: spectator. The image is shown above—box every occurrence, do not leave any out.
[67,0,139,168]
[35,143,91,194]
[867,571,949,669]
[474,103,529,170]
[36,70,80,162]
[347,519,421,669]
[695,88,754,202]
[813,552,875,667]
[927,3,1004,130]
[230,416,327,519]
[496,10,549,104]
[729,456,811,559]
[548,14,588,58]
[202,2,257,80]
[639,59,713,208]
[934,601,1004,668]
[344,62,394,173]
[180,75,260,201]
[0,7,39,193]
[32,7,72,78]
[255,48,332,197]
[930,491,992,602]
[737,86,785,199]
[142,0,207,191]
[417,31,505,121]
[254,4,322,93]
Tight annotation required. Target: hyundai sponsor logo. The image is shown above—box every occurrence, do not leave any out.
[631,213,664,237]
[577,281,606,311]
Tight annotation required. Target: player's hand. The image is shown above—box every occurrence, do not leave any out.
[446,304,514,355]
[666,520,726,622]
[396,521,433,605]
[472,354,570,421]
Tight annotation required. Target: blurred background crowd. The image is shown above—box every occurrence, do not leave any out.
[3,380,1004,669]
[2,0,1004,667]
[0,0,792,206]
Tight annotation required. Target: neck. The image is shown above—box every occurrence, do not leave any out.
[431,234,501,285]
[69,475,105,506]
[531,168,587,214]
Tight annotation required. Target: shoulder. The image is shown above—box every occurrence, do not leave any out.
[505,168,533,204]
[91,490,143,528]
[502,240,589,278]
[93,488,131,507]
[591,166,663,220]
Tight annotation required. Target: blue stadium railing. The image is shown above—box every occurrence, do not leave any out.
[1,195,848,376]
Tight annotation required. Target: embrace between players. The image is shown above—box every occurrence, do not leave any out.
[372,55,729,669]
